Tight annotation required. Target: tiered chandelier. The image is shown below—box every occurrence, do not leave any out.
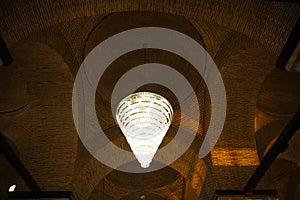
[116,92,173,168]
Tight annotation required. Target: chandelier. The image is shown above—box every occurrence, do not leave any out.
[116,92,173,168]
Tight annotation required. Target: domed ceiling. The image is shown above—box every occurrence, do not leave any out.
[0,1,299,200]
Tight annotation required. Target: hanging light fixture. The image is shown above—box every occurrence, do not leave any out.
[116,92,173,168]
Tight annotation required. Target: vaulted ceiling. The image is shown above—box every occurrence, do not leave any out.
[0,1,300,200]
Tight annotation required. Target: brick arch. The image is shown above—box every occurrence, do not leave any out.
[214,31,268,68]
[0,10,212,200]
[74,133,211,200]
[200,30,277,145]
[6,41,78,191]
[25,27,79,77]
[209,32,275,154]
[69,11,282,199]
[1,1,298,199]
[70,11,214,199]
[96,165,184,199]
[255,69,300,132]
[1,0,298,55]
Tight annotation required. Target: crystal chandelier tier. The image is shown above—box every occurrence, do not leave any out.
[116,92,173,168]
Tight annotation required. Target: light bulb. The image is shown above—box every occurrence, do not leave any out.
[8,184,16,192]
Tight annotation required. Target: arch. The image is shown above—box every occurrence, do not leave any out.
[74,133,212,200]
[4,41,78,191]
[0,2,297,199]
[0,0,298,55]
[213,31,275,148]
[26,27,79,77]
[69,11,217,199]
[255,68,300,131]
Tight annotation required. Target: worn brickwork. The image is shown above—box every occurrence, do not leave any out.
[0,1,299,199]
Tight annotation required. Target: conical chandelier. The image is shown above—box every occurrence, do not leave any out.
[116,92,173,168]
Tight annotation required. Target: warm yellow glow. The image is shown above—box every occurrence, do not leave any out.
[173,111,203,135]
[190,159,207,196]
[211,148,260,166]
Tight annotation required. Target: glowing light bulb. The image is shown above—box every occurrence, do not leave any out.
[8,184,16,192]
